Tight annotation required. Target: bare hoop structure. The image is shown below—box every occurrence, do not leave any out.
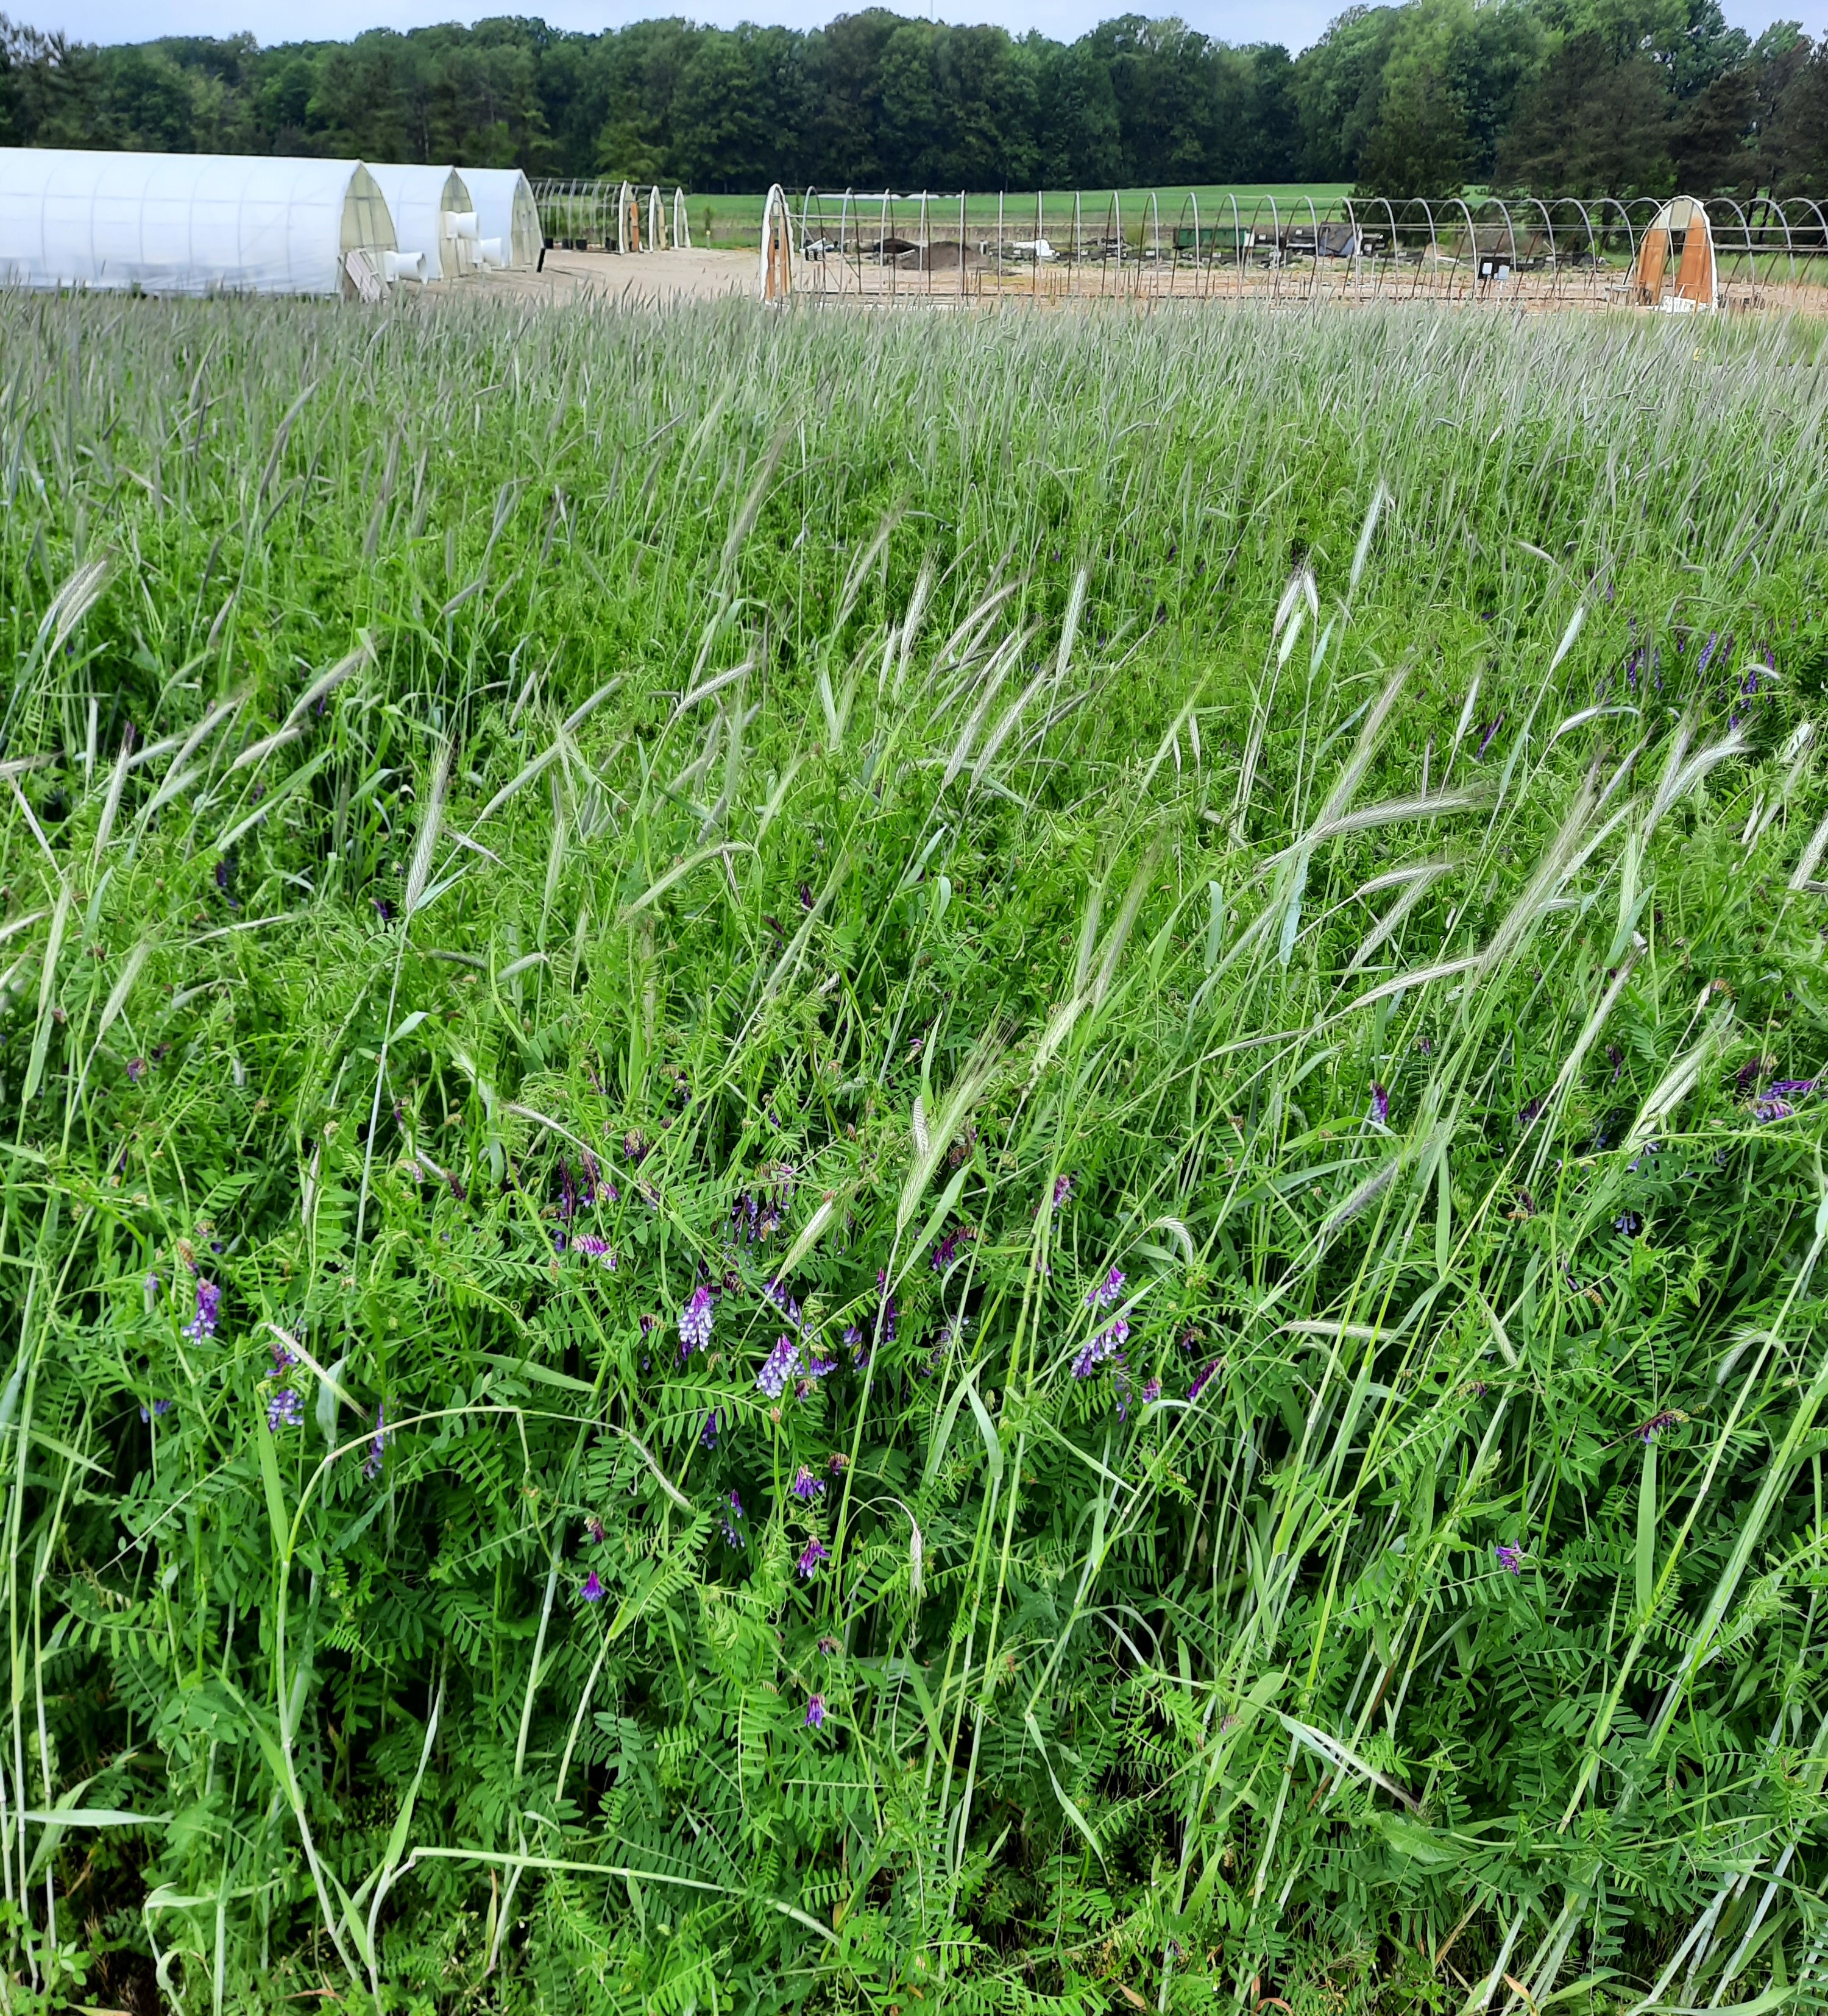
[530,180,695,253]
[526,181,1828,311]
[787,189,1828,310]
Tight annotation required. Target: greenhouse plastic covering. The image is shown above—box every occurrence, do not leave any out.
[458,168,541,269]
[367,164,472,282]
[0,147,392,296]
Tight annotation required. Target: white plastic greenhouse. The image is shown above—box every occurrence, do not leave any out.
[456,167,543,270]
[0,147,398,297]
[367,164,476,283]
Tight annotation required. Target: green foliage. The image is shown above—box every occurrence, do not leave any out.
[0,0,1823,200]
[0,291,1826,2015]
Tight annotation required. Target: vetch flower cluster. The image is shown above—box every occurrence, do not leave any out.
[1072,1317,1129,1381]
[757,1334,801,1399]
[266,1387,303,1431]
[1086,1265,1125,1310]
[184,1279,221,1343]
[678,1284,714,1355]
[797,1537,830,1579]
[363,1404,388,1482]
[792,1465,824,1501]
[1495,1543,1523,1574]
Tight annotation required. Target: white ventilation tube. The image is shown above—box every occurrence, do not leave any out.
[445,211,479,241]
[476,237,506,269]
[384,249,427,283]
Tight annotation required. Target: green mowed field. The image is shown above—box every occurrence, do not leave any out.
[2,291,1828,2014]
[676,183,1355,244]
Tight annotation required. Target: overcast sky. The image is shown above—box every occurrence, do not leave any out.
[31,0,1828,63]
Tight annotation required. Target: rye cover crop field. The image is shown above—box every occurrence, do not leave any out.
[1,295,1827,2015]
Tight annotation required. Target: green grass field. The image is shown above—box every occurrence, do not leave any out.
[662,185,1353,247]
[2,290,1827,2014]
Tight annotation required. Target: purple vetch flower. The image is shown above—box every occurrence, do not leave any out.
[140,1398,173,1423]
[757,1334,802,1400]
[266,1387,302,1431]
[1188,1358,1222,1403]
[874,1272,899,1345]
[559,1159,578,1225]
[267,1334,299,1376]
[372,897,394,922]
[767,1279,803,1331]
[679,1284,715,1355]
[721,1490,745,1549]
[797,1537,830,1579]
[581,1569,604,1603]
[1140,1378,1161,1407]
[805,1692,826,1728]
[1052,1173,1074,1209]
[1072,1317,1130,1381]
[1698,629,1721,675]
[183,1279,221,1343]
[1087,1265,1125,1311]
[701,1408,723,1450]
[818,1634,840,1655]
[805,1354,837,1380]
[1518,1096,1545,1130]
[587,1515,606,1544]
[1748,1094,1788,1124]
[1476,715,1505,759]
[1495,1543,1523,1574]
[1640,1409,1682,1440]
[572,1234,615,1268]
[792,1465,825,1501]
[1614,1211,1642,1237]
[1768,1078,1818,1100]
[1367,1083,1389,1127]
[930,1229,960,1273]
[363,1404,388,1482]
[623,1130,648,1165]
[127,1057,146,1084]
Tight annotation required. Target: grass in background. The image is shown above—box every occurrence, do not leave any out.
[1,293,1827,2015]
[682,185,1355,247]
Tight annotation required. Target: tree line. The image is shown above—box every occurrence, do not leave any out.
[2,0,1826,199]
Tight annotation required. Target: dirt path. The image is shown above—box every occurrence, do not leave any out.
[455,247,759,305]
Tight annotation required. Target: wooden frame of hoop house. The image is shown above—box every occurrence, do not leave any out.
[1632,197,1716,311]
[759,182,793,302]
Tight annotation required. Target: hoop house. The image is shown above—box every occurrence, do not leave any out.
[0,147,395,296]
[456,168,541,269]
[367,164,475,281]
